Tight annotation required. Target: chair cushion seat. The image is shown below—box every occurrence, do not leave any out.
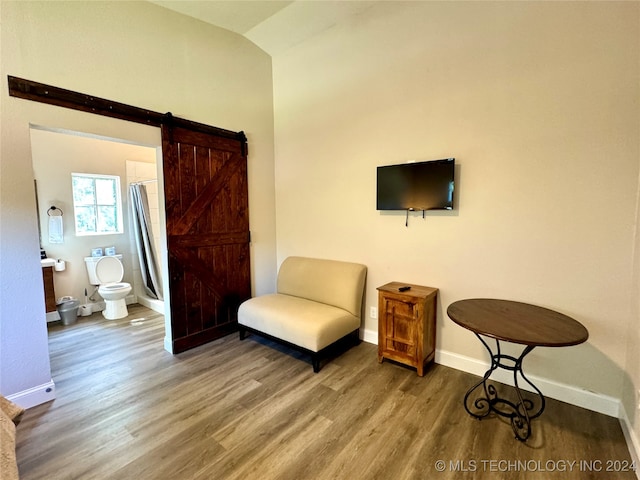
[238,293,360,352]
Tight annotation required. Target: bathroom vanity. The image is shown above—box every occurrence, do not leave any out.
[41,260,56,313]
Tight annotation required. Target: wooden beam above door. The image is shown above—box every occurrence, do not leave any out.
[7,75,247,151]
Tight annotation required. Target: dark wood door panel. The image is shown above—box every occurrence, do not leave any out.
[162,123,250,354]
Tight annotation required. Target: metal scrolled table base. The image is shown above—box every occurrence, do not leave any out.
[463,334,545,441]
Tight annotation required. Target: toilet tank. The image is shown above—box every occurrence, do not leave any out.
[84,255,123,285]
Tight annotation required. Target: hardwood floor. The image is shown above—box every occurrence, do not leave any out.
[16,305,635,479]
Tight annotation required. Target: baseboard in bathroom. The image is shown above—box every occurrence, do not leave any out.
[91,301,106,312]
[80,297,135,314]
[137,295,165,314]
[7,380,56,409]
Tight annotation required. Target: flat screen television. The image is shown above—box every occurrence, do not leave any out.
[376,158,455,211]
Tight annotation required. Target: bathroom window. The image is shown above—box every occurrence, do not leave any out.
[72,173,123,235]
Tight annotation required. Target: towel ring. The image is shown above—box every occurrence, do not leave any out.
[47,206,63,216]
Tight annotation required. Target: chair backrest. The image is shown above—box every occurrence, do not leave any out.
[277,256,367,318]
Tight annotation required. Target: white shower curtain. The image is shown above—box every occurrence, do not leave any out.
[129,183,163,300]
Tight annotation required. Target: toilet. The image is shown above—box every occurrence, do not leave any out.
[84,255,132,320]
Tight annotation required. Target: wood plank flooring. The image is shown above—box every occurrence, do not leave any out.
[16,305,636,479]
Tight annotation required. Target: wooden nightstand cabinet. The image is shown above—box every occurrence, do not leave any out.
[377,282,438,376]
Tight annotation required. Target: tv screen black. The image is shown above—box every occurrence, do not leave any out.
[376,158,455,211]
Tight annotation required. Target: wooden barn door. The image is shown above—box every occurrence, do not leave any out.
[162,123,250,353]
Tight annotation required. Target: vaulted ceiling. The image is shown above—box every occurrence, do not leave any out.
[149,1,377,55]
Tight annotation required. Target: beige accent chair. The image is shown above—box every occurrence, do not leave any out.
[238,256,367,372]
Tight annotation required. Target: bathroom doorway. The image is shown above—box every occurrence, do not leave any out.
[14,76,251,356]
[30,126,168,325]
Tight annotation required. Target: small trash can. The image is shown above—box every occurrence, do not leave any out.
[57,299,80,326]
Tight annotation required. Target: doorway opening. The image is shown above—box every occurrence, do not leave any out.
[30,125,169,338]
[14,76,250,356]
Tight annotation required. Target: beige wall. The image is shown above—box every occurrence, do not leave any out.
[0,1,276,402]
[272,0,639,421]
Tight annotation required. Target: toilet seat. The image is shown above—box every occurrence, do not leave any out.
[94,256,131,319]
[100,282,129,291]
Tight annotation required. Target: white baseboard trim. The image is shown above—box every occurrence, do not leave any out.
[619,404,640,479]
[362,328,377,345]
[6,380,56,409]
[164,335,173,354]
[436,349,620,418]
